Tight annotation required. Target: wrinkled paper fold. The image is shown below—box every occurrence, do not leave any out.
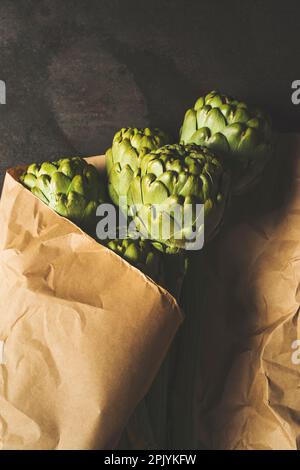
[188,134,300,450]
[0,157,183,450]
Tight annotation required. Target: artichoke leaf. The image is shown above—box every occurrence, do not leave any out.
[180,108,197,143]
[142,176,169,205]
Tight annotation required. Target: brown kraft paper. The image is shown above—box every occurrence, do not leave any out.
[187,133,300,450]
[0,156,183,450]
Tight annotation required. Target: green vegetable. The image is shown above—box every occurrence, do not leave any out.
[180,90,272,194]
[107,238,163,281]
[127,143,230,251]
[20,157,107,230]
[106,127,170,209]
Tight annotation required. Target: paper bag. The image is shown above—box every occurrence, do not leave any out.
[170,133,300,450]
[0,158,183,450]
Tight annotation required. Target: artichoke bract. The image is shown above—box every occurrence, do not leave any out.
[107,238,162,281]
[20,157,107,230]
[128,143,230,251]
[180,90,272,194]
[106,127,169,209]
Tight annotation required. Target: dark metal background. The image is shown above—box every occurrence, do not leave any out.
[0,0,299,188]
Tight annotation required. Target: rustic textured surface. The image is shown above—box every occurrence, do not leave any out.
[0,0,299,191]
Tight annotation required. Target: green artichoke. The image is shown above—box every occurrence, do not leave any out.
[180,90,272,194]
[20,157,107,229]
[107,237,186,298]
[107,238,162,281]
[127,143,230,251]
[106,127,169,209]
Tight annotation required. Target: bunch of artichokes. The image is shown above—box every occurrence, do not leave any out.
[19,93,272,451]
[180,90,272,194]
[20,91,272,281]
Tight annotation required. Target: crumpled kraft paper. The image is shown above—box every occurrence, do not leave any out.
[170,133,300,450]
[0,156,183,450]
